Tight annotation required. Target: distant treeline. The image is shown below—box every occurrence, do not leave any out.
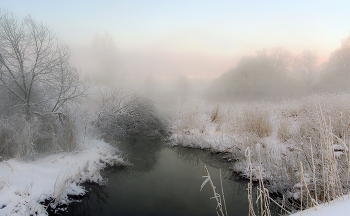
[206,34,350,102]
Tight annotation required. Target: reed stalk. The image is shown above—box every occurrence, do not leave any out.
[200,166,227,216]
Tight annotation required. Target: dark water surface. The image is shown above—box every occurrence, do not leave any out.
[55,139,265,216]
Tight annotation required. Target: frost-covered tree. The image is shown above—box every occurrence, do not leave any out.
[319,33,350,92]
[207,48,296,101]
[293,50,318,93]
[0,11,88,159]
[0,11,88,118]
[96,88,164,139]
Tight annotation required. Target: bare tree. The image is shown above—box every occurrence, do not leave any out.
[209,48,295,101]
[257,47,294,72]
[319,33,350,92]
[293,50,318,92]
[0,11,88,118]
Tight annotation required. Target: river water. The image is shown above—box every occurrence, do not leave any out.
[54,139,276,216]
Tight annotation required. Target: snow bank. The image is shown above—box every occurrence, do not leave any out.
[0,139,126,216]
[169,93,350,210]
[290,196,350,216]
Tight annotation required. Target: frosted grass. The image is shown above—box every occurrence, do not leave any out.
[169,93,350,213]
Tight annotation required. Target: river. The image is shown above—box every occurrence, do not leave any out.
[52,139,279,216]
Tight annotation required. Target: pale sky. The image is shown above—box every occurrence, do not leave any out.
[1,0,350,79]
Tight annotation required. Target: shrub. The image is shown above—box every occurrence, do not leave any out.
[35,113,77,154]
[96,89,165,139]
[0,115,36,160]
[0,113,78,161]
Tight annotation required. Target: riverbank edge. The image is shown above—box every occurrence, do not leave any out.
[0,139,128,216]
[168,137,350,216]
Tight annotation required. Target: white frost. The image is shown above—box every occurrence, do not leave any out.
[290,196,350,216]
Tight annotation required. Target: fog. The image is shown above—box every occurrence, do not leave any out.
[69,33,230,115]
[70,33,234,88]
[3,1,350,111]
[66,31,350,110]
[2,5,350,214]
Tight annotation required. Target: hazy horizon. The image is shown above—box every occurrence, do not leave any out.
[1,0,350,78]
[2,1,350,87]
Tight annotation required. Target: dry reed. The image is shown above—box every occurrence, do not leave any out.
[200,166,227,216]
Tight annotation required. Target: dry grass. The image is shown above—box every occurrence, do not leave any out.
[171,93,350,214]
[241,108,271,138]
[200,166,228,216]
[210,105,220,123]
[0,176,11,190]
[246,97,350,214]
[277,119,290,142]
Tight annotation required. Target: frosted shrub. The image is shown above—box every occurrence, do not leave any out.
[0,113,79,161]
[0,115,36,160]
[96,88,164,139]
[35,113,78,154]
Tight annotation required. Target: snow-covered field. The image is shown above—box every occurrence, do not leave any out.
[169,93,350,214]
[0,139,126,216]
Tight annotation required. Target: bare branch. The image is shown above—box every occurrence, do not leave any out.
[0,11,88,118]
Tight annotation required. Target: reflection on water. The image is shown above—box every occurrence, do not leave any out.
[53,139,279,216]
[112,139,165,173]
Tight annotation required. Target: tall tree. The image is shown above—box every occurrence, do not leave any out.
[227,48,293,100]
[321,32,350,92]
[206,47,298,101]
[0,11,88,118]
[293,50,318,92]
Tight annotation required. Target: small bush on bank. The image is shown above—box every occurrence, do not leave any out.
[96,88,165,139]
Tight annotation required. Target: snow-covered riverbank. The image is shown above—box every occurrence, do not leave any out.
[0,139,126,216]
[169,94,350,214]
[290,196,350,216]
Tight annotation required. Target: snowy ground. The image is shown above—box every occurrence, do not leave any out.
[0,139,126,216]
[290,196,350,216]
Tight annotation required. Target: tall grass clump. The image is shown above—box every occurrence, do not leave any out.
[277,118,291,142]
[241,107,271,138]
[0,112,79,161]
[242,94,350,214]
